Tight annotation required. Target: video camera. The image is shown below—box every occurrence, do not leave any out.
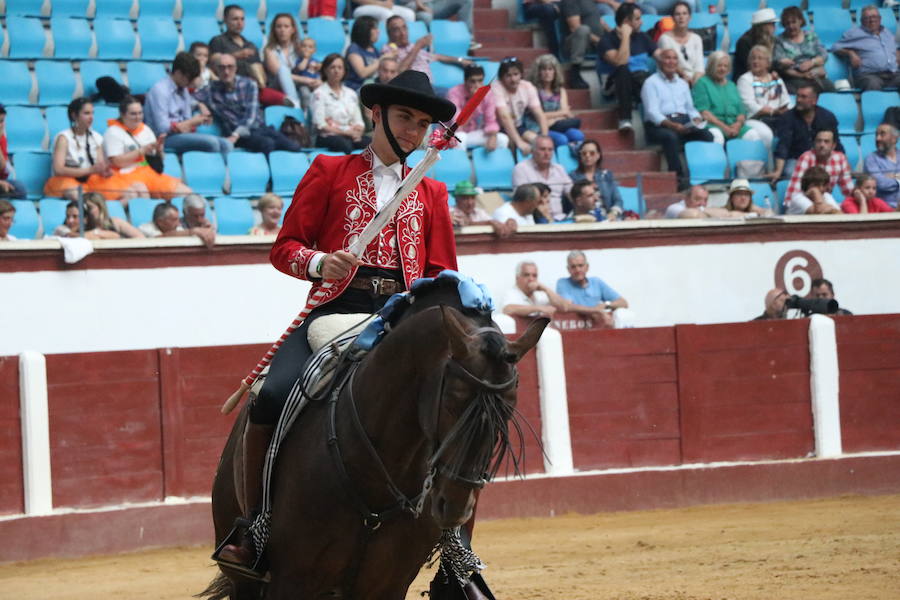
[785,295,839,316]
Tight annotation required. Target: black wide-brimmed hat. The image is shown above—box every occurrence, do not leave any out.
[360,70,456,123]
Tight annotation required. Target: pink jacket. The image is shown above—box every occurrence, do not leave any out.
[447,84,500,135]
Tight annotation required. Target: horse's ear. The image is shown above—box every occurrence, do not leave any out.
[506,317,550,363]
[440,305,473,360]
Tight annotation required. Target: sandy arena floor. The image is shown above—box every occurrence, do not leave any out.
[2,494,898,599]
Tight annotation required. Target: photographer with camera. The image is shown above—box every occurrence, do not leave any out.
[754,288,789,320]
[812,278,853,315]
[752,284,842,320]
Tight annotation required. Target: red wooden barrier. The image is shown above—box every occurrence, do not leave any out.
[0,356,23,515]
[562,327,680,470]
[836,314,900,453]
[677,320,814,463]
[511,349,544,475]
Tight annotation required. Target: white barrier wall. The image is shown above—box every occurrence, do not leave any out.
[2,238,900,355]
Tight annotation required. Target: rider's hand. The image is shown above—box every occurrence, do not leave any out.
[322,250,358,280]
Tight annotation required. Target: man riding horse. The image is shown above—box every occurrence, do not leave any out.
[216,70,463,580]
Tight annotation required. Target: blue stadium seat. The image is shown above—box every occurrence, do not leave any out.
[94,0,134,19]
[233,0,263,22]
[163,152,182,179]
[50,0,90,18]
[269,150,309,195]
[50,17,93,60]
[11,152,52,198]
[472,147,515,190]
[859,133,876,163]
[242,21,265,50]
[137,17,180,61]
[229,152,270,196]
[824,53,851,88]
[265,106,305,130]
[94,17,137,59]
[79,61,123,97]
[128,197,162,226]
[724,10,753,53]
[429,148,471,188]
[748,182,776,211]
[807,8,849,47]
[138,0,176,19]
[182,151,227,195]
[431,20,470,58]
[860,91,897,134]
[0,61,33,106]
[431,62,464,89]
[214,197,255,234]
[39,198,68,232]
[36,60,77,106]
[5,0,45,17]
[764,0,798,12]
[45,106,71,139]
[479,60,499,82]
[725,138,767,177]
[180,16,222,48]
[775,178,789,211]
[106,199,127,220]
[685,141,727,184]
[195,121,224,137]
[91,105,119,134]
[405,149,427,168]
[7,17,48,59]
[181,0,221,19]
[687,12,724,53]
[619,186,643,215]
[126,61,168,95]
[817,93,859,135]
[555,146,578,173]
[840,135,860,171]
[9,200,40,239]
[266,0,302,19]
[6,107,47,153]
[305,18,347,62]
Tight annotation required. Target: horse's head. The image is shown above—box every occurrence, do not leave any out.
[423,306,548,529]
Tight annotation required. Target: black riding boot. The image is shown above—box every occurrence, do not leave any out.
[213,422,275,576]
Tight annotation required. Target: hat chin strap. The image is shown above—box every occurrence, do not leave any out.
[380,104,412,165]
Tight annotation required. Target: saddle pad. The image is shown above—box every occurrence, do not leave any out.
[307,313,374,353]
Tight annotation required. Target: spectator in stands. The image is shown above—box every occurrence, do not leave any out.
[103,96,193,201]
[352,0,416,22]
[345,17,385,91]
[182,193,217,232]
[863,123,900,208]
[292,37,322,110]
[657,1,705,86]
[502,260,571,318]
[665,184,724,218]
[832,5,900,91]
[144,53,231,157]
[409,0,477,51]
[558,0,605,89]
[189,42,215,89]
[556,250,633,328]
[53,201,82,237]
[376,56,400,83]
[493,183,540,227]
[0,104,27,200]
[52,194,143,239]
[528,54,585,149]
[693,51,772,147]
[785,129,853,208]
[249,192,284,235]
[195,54,303,154]
[773,6,834,94]
[737,45,791,138]
[842,174,895,214]
[753,288,787,320]
[43,98,127,201]
[263,13,307,108]
[384,16,472,93]
[532,182,553,223]
[139,200,216,247]
[769,83,841,183]
[787,165,842,215]
[732,8,776,82]
[596,0,657,17]
[598,3,657,131]
[0,199,15,241]
[566,180,604,222]
[811,278,853,315]
[491,57,548,156]
[310,54,370,153]
[512,135,573,220]
[569,139,624,220]
[521,0,562,60]
[450,180,512,236]
[210,5,268,91]
[723,178,773,217]
[641,48,714,191]
[447,65,507,152]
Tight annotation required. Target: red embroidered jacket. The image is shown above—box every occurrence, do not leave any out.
[270,148,458,308]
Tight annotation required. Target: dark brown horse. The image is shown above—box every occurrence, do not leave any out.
[202,278,548,599]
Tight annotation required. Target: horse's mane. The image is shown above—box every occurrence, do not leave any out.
[388,276,495,331]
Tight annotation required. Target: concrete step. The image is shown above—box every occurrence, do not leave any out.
[574,109,618,130]
[618,172,678,195]
[472,9,509,30]
[581,129,634,151]
[567,88,591,110]
[472,47,548,64]
[476,28,533,48]
[474,0,493,8]
[603,150,661,173]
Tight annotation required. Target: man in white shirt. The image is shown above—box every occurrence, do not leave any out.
[502,260,571,318]
[492,183,540,228]
[511,135,573,220]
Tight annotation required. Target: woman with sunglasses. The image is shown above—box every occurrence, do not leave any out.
[569,139,624,220]
[657,1,704,85]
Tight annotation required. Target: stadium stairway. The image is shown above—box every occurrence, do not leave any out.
[471,0,680,214]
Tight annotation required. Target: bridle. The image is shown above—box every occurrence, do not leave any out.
[326,326,518,531]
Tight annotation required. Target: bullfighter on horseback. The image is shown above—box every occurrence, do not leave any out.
[215,70,463,579]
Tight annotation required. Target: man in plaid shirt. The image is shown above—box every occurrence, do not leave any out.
[785,129,853,208]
